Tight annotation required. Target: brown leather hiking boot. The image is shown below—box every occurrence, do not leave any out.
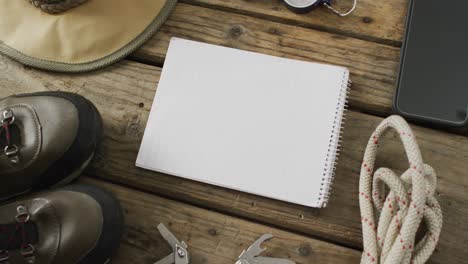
[0,92,102,201]
[0,184,122,264]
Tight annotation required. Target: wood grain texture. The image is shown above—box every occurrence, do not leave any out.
[133,3,401,116]
[1,54,467,263]
[83,178,361,264]
[180,0,409,45]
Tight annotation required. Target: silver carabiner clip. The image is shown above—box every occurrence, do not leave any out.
[283,0,357,16]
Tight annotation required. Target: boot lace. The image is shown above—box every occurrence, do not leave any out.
[0,206,36,264]
[1,109,20,164]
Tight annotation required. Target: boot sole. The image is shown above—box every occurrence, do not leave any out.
[51,151,95,188]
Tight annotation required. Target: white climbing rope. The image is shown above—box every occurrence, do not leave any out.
[359,115,443,264]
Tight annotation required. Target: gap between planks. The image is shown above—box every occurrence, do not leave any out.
[81,177,362,264]
[128,3,467,137]
[1,55,467,263]
[178,0,408,47]
[85,172,361,252]
[130,3,402,123]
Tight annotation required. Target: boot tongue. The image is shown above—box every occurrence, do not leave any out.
[0,105,42,175]
[1,109,21,166]
[0,222,39,250]
[0,124,21,161]
[0,201,61,264]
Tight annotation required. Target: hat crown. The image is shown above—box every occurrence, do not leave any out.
[28,0,88,13]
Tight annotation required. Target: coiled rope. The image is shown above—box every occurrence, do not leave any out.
[359,115,443,264]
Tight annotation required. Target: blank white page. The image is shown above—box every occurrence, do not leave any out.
[137,38,349,207]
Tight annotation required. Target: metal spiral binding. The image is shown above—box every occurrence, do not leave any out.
[318,75,351,207]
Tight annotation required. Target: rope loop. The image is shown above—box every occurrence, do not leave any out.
[359,115,442,264]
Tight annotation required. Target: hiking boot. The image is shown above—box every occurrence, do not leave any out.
[0,92,103,201]
[0,184,122,264]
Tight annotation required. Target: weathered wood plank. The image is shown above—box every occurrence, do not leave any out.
[180,0,408,45]
[133,3,400,116]
[1,55,467,263]
[84,178,361,264]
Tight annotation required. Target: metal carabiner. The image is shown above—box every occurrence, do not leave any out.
[283,0,357,16]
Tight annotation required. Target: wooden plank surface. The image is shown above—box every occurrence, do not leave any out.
[1,55,467,263]
[133,4,401,116]
[83,178,361,264]
[181,0,409,45]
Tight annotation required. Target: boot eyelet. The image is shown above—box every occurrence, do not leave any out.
[20,244,35,255]
[20,244,35,263]
[1,110,15,125]
[0,250,9,262]
[4,145,18,157]
[15,205,31,223]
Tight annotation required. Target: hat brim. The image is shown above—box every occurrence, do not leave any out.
[0,0,177,73]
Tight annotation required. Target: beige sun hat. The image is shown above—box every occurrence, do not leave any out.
[0,0,177,72]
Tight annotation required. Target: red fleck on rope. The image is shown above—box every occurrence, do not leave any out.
[359,116,443,264]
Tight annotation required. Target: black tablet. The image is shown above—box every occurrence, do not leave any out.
[394,0,468,128]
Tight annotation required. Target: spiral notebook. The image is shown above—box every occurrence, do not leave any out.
[136,38,350,207]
